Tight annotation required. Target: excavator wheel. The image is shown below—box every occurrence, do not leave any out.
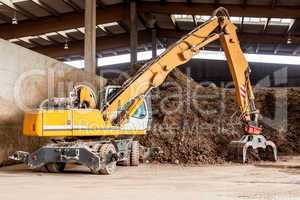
[117,154,131,166]
[45,163,66,173]
[117,141,140,166]
[98,143,117,175]
[131,141,140,166]
[117,142,131,166]
[118,157,131,166]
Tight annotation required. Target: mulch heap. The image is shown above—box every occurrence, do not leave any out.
[139,70,300,165]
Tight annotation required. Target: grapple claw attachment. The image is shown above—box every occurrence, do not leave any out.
[229,135,277,163]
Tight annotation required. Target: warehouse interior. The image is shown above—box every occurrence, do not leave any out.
[0,0,299,200]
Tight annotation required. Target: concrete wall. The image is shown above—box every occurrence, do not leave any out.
[0,39,106,165]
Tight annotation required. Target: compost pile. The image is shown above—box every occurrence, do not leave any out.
[139,70,300,165]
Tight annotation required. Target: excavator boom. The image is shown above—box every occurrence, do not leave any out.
[104,9,256,130]
[103,17,220,121]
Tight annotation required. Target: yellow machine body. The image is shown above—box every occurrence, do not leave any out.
[23,109,146,137]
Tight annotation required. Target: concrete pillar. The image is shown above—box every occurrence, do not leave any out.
[151,28,157,58]
[130,1,138,66]
[84,0,97,78]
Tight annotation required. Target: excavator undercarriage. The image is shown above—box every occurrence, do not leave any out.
[10,138,159,174]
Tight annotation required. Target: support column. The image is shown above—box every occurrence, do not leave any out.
[84,0,96,79]
[130,1,138,67]
[151,28,157,58]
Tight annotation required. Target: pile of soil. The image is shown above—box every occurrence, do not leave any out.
[139,70,300,165]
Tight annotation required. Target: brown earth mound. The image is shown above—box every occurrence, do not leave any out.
[140,70,300,164]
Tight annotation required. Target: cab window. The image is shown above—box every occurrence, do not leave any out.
[106,87,119,102]
[122,100,147,119]
[132,103,146,119]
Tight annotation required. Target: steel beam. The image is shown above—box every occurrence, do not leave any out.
[30,30,300,59]
[137,2,300,18]
[31,0,61,17]
[33,31,152,58]
[1,0,38,20]
[157,29,300,44]
[1,2,299,40]
[0,12,12,23]
[63,0,83,13]
[0,4,127,39]
[96,0,106,8]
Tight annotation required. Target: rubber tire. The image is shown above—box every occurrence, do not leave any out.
[130,141,140,166]
[99,143,117,175]
[117,143,131,166]
[45,163,66,173]
[118,155,131,166]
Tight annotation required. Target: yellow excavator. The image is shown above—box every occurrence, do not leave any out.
[10,7,277,174]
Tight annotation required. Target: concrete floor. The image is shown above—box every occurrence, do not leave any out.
[0,157,300,200]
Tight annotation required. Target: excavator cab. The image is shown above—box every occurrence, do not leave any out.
[100,85,153,131]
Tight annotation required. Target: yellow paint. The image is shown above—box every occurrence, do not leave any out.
[79,86,97,109]
[42,110,72,136]
[23,109,145,137]
[23,110,42,137]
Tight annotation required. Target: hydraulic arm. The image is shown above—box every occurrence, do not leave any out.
[103,8,259,135]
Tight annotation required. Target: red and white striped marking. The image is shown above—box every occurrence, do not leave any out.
[240,85,247,98]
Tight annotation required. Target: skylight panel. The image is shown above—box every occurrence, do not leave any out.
[269,18,294,26]
[99,22,119,28]
[195,15,211,23]
[230,16,242,24]
[172,14,194,22]
[243,17,267,25]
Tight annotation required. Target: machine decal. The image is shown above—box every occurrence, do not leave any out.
[240,85,247,98]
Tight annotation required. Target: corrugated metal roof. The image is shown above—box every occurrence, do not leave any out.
[0,0,299,58]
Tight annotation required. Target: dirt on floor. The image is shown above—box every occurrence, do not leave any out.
[1,157,300,200]
[139,70,300,165]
